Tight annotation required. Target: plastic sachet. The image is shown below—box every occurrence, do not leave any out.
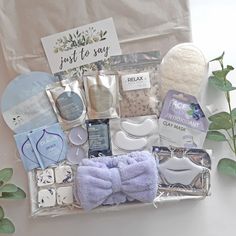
[159,90,209,148]
[109,115,159,155]
[46,78,86,130]
[109,51,161,118]
[83,69,120,119]
[152,146,211,204]
[86,119,112,158]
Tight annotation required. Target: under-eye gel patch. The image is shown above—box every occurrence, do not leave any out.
[113,131,147,151]
[121,118,157,137]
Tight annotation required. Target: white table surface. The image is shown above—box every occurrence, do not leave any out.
[1,1,236,235]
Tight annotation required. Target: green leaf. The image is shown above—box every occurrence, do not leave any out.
[209,76,236,92]
[210,52,225,62]
[209,122,232,131]
[1,188,26,199]
[0,184,18,194]
[232,108,236,120]
[206,131,227,141]
[208,112,233,130]
[212,65,234,79]
[218,158,236,176]
[208,112,231,122]
[0,169,13,184]
[0,207,4,219]
[0,218,15,234]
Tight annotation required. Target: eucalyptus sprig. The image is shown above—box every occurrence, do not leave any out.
[207,52,236,175]
[0,168,26,234]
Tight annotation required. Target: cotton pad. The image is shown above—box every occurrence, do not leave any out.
[121,119,157,137]
[113,131,147,151]
[160,43,208,99]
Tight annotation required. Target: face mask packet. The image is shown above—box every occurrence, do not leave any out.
[46,78,87,130]
[108,51,161,118]
[83,70,120,119]
[86,119,112,158]
[159,90,209,149]
[28,123,68,169]
[14,131,41,172]
[109,115,160,155]
[152,146,211,203]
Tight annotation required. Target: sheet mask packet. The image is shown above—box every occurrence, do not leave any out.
[109,51,161,118]
[46,77,87,130]
[28,123,68,169]
[109,115,160,155]
[159,90,209,148]
[14,131,40,171]
[152,146,211,203]
[83,69,120,119]
[86,119,112,158]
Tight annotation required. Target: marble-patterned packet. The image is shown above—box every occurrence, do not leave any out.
[152,146,211,205]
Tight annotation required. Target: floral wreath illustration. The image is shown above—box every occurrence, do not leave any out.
[53,27,107,76]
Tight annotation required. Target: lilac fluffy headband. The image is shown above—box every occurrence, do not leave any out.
[74,151,158,211]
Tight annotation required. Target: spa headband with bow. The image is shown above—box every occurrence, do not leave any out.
[74,151,158,211]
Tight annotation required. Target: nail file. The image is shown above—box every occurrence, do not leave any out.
[113,131,147,151]
[159,157,203,185]
[121,119,157,137]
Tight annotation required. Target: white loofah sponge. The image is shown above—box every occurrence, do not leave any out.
[160,43,208,99]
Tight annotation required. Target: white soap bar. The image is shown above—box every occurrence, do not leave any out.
[57,186,73,205]
[38,188,56,208]
[113,131,147,151]
[159,157,204,185]
[36,168,54,187]
[160,43,208,99]
[55,165,73,184]
[121,119,157,137]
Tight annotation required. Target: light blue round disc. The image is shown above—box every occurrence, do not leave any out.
[1,71,59,133]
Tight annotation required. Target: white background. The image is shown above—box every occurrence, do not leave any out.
[1,1,236,235]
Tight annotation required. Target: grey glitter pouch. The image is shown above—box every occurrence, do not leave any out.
[109,51,161,118]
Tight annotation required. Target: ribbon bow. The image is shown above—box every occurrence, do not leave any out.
[74,151,158,211]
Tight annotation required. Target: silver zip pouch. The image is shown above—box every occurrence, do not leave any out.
[46,78,87,130]
[152,146,211,204]
[109,51,161,118]
[83,70,120,119]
